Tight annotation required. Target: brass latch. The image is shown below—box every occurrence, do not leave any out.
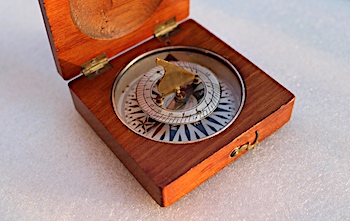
[81,52,113,79]
[154,17,180,41]
[230,131,259,158]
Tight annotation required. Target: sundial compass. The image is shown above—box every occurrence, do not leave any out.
[112,46,245,144]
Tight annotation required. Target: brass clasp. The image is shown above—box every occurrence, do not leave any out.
[230,131,259,158]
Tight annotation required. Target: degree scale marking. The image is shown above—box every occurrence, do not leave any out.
[113,48,245,144]
[136,61,220,125]
[123,77,237,143]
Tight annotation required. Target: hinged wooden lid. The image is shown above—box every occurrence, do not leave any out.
[39,0,189,80]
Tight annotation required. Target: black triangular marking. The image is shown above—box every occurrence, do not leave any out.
[165,54,179,62]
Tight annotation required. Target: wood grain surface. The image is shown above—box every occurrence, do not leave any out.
[69,19,295,206]
[70,0,163,40]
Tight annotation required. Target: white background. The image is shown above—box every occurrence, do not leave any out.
[1,0,349,220]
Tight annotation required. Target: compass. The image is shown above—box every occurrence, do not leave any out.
[112,46,245,144]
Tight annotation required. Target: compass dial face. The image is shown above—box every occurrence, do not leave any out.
[112,46,245,144]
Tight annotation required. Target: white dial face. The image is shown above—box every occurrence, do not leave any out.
[136,61,221,124]
[112,46,245,144]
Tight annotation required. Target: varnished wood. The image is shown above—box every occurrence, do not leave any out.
[39,0,189,80]
[68,19,295,206]
[70,0,163,40]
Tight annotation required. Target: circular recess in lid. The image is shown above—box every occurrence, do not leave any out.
[70,0,163,40]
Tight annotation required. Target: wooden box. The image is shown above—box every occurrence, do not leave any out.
[39,0,295,206]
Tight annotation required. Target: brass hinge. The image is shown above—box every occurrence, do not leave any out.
[154,17,180,41]
[81,52,113,79]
